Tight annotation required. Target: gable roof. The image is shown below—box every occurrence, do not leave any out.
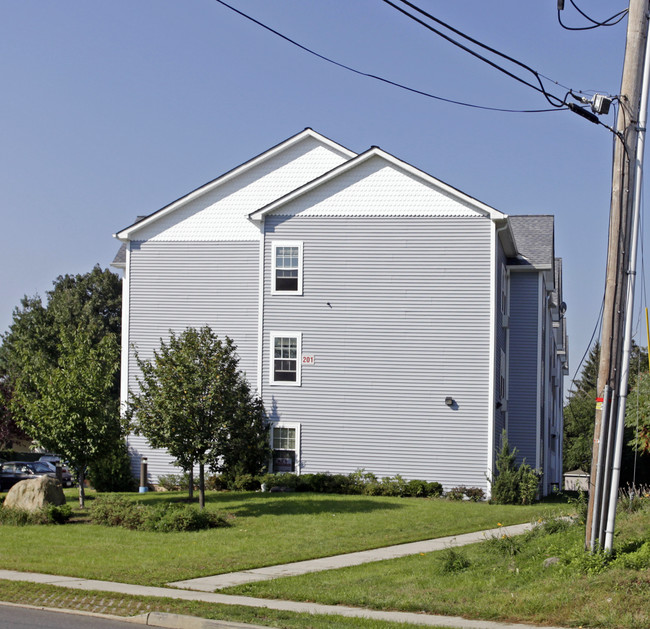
[249,146,508,222]
[508,215,555,268]
[114,128,356,242]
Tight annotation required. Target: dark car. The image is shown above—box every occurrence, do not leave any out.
[0,460,73,491]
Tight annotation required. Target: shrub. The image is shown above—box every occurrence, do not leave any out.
[229,473,260,491]
[348,469,377,494]
[91,495,228,532]
[157,474,182,491]
[491,431,540,505]
[145,503,228,532]
[363,481,384,496]
[405,479,429,497]
[90,494,147,529]
[426,481,444,497]
[45,504,72,524]
[446,486,466,501]
[464,487,485,502]
[0,504,72,525]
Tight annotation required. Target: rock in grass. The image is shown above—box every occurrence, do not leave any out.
[543,557,560,568]
[4,476,66,511]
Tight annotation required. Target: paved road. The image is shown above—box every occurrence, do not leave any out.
[0,603,138,629]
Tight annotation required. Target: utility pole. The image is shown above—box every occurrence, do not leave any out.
[585,0,650,551]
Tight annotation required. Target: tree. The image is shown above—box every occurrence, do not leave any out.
[564,341,650,484]
[0,266,124,506]
[12,327,121,506]
[127,327,270,508]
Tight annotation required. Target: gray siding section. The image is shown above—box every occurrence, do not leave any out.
[263,215,493,490]
[494,242,507,449]
[508,271,539,467]
[126,241,259,480]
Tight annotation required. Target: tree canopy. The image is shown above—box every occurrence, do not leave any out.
[127,326,270,507]
[0,266,124,506]
[564,341,650,485]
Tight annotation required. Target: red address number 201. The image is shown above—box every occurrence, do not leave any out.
[302,355,315,365]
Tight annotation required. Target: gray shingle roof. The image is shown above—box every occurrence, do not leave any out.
[508,215,555,268]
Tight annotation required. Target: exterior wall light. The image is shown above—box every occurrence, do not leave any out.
[445,397,454,406]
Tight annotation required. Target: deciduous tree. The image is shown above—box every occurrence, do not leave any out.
[127,327,270,508]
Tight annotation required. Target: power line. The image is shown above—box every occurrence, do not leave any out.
[381,0,567,108]
[558,1,628,32]
[213,0,565,114]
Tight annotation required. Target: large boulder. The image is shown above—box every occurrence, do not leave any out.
[3,476,66,511]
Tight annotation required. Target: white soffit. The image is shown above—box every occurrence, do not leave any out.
[250,148,506,221]
[115,129,355,242]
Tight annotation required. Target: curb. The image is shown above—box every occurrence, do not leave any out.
[143,611,272,629]
[0,602,270,629]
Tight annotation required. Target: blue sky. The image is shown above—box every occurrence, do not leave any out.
[0,1,641,382]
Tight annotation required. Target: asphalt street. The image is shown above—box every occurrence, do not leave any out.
[0,604,138,629]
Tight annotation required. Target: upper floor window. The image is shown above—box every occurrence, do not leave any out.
[270,332,302,386]
[272,241,303,294]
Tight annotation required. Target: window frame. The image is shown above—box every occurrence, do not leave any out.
[270,331,302,386]
[269,422,301,475]
[272,241,303,295]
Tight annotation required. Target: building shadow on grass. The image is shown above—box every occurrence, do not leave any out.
[135,491,404,517]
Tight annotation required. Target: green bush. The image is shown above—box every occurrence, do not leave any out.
[145,503,228,532]
[229,473,260,491]
[157,474,182,491]
[404,479,429,497]
[90,494,147,529]
[91,494,228,532]
[464,487,485,502]
[0,503,72,525]
[446,486,466,501]
[491,431,540,505]
[426,481,444,497]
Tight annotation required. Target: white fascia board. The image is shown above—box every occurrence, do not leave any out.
[249,147,508,222]
[114,129,357,242]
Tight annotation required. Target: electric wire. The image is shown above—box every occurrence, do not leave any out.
[213,0,564,113]
[558,2,628,32]
[381,0,566,108]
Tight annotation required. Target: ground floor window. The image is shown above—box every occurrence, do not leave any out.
[270,423,301,473]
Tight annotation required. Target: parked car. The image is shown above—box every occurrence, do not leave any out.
[38,460,75,488]
[0,460,73,491]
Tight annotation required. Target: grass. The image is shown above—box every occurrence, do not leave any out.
[223,507,650,629]
[0,489,570,586]
[0,580,448,629]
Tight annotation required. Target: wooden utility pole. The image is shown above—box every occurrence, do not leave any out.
[585,0,650,551]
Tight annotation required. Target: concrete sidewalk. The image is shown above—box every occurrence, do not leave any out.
[168,522,534,591]
[0,521,571,629]
[0,569,567,629]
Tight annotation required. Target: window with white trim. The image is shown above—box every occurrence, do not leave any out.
[270,332,302,385]
[272,241,303,294]
[270,423,301,473]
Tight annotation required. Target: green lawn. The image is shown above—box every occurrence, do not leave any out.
[224,505,650,629]
[0,489,570,586]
